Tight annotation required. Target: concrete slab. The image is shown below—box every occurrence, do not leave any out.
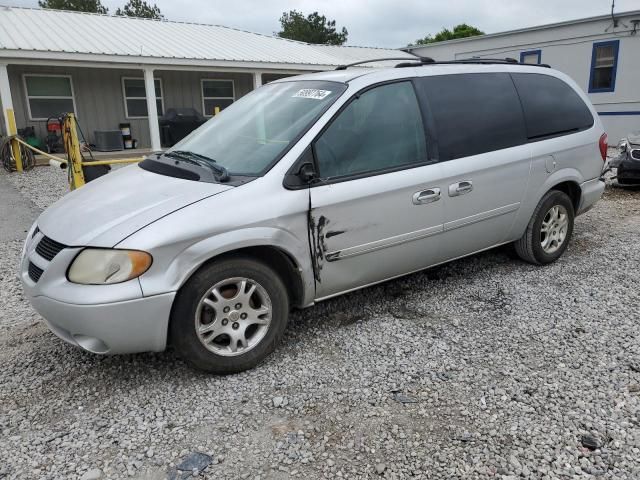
[0,174,41,242]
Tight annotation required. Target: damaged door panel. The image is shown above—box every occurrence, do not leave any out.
[309,162,447,300]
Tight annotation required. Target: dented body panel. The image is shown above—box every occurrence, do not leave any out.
[309,162,446,299]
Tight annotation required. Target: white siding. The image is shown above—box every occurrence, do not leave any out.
[8,65,254,148]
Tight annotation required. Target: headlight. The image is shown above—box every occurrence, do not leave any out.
[618,140,628,153]
[67,249,152,285]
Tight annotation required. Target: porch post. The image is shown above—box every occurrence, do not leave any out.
[143,66,161,151]
[253,71,262,90]
[0,64,14,136]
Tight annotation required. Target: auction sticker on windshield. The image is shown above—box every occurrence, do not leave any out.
[293,89,332,100]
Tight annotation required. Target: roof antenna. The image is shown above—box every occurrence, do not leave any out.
[605,0,628,32]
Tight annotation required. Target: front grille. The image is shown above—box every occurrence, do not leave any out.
[35,235,67,261]
[631,149,640,161]
[28,262,44,283]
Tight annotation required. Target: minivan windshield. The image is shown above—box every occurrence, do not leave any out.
[169,80,347,177]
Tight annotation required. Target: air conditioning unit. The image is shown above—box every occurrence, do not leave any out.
[93,130,123,151]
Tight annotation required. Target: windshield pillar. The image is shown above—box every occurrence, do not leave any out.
[143,66,162,152]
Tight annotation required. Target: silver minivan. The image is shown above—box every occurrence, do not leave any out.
[21,60,607,373]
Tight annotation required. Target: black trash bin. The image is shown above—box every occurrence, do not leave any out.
[159,108,207,147]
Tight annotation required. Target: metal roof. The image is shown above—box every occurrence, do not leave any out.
[0,5,415,70]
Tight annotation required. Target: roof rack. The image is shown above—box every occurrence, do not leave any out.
[335,57,551,71]
[335,57,435,70]
[395,57,551,68]
[397,58,552,68]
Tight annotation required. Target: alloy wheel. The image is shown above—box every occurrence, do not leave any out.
[195,277,272,356]
[540,205,569,254]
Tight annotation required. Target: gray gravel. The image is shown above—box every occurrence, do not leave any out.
[1,165,639,479]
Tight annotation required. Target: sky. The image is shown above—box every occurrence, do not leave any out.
[12,0,640,47]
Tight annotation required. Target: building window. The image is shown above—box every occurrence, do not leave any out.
[520,50,541,65]
[201,79,234,116]
[23,74,76,121]
[122,77,164,118]
[589,40,619,93]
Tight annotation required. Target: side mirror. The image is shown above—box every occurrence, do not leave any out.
[298,162,316,183]
[283,148,318,189]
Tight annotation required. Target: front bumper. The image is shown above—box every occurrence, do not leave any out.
[20,224,175,354]
[617,161,640,185]
[609,147,640,185]
[30,293,175,354]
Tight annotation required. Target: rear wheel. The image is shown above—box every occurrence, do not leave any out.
[170,257,289,374]
[515,190,575,265]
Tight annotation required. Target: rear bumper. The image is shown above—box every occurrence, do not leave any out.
[577,178,605,215]
[29,292,175,354]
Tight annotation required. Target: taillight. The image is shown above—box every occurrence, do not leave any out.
[599,133,608,162]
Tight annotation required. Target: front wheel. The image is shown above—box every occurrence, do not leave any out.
[514,190,575,265]
[170,257,289,374]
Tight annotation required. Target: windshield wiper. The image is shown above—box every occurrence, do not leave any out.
[165,150,230,182]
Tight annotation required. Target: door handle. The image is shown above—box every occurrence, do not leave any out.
[412,188,441,205]
[449,180,473,197]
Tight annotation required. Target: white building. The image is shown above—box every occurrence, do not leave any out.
[404,10,640,141]
[0,6,415,150]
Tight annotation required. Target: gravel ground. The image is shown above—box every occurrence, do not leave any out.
[1,164,639,480]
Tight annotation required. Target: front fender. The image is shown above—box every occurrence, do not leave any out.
[133,227,315,306]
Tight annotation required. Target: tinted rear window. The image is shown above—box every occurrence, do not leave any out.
[416,73,527,161]
[511,73,594,140]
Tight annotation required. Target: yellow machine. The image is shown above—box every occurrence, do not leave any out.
[6,113,143,190]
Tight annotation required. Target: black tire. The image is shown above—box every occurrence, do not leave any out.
[170,256,289,374]
[514,190,575,265]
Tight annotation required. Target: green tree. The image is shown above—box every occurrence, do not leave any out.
[277,10,348,45]
[115,0,164,19]
[38,0,108,14]
[414,24,484,45]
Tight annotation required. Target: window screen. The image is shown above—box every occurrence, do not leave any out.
[122,78,163,118]
[416,73,527,161]
[314,81,427,179]
[202,80,235,116]
[589,41,619,92]
[24,75,75,120]
[511,73,593,140]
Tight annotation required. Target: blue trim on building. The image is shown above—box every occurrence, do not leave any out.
[598,111,640,116]
[520,49,541,64]
[588,40,620,93]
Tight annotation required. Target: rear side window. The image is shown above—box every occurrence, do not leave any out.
[314,81,427,179]
[416,73,527,161]
[511,73,594,140]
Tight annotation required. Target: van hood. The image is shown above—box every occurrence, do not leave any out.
[37,165,232,247]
